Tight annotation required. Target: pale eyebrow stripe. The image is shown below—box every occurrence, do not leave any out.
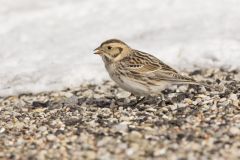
[101,39,126,47]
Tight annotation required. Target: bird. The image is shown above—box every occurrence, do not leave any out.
[94,39,211,104]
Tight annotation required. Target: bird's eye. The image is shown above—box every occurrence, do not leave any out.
[107,46,112,50]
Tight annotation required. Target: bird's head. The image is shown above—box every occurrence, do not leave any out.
[94,39,132,62]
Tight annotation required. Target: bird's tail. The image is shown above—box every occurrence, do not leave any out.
[187,81,222,91]
[173,79,222,91]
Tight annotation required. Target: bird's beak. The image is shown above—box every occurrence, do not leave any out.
[94,47,102,54]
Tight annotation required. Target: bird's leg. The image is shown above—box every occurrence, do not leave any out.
[124,96,146,107]
[159,93,165,101]
[135,96,146,106]
[157,93,166,106]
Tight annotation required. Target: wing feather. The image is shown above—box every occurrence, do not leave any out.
[120,50,196,84]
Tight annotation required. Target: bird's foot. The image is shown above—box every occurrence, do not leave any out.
[121,96,146,108]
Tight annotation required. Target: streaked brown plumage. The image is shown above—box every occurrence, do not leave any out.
[94,39,209,97]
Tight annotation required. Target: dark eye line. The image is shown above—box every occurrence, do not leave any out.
[118,47,123,53]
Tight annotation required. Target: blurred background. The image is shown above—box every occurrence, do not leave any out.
[1,0,240,96]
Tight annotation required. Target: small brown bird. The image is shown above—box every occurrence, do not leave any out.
[94,39,210,103]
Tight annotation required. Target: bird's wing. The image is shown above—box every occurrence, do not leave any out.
[153,70,197,83]
[125,50,178,73]
[121,50,197,83]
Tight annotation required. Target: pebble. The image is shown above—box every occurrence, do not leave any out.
[14,122,25,129]
[169,104,178,111]
[229,93,238,101]
[84,151,96,160]
[47,134,56,141]
[97,137,112,147]
[113,122,128,133]
[38,126,48,132]
[146,107,157,112]
[116,90,130,99]
[229,127,240,135]
[128,131,143,141]
[162,115,169,120]
[154,148,167,156]
[219,98,227,103]
[0,127,5,133]
[126,148,135,156]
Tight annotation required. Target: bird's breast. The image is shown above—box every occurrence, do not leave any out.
[106,68,150,96]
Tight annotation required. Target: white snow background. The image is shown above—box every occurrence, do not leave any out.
[1,0,240,96]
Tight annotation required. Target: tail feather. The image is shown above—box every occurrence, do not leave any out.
[176,73,220,91]
[185,81,221,91]
[172,79,220,91]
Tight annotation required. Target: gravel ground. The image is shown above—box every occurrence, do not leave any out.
[0,69,239,160]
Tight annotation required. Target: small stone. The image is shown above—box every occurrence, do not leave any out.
[82,90,94,97]
[161,107,169,112]
[216,79,221,84]
[0,127,5,133]
[64,117,82,126]
[116,90,130,99]
[154,148,166,156]
[202,105,210,111]
[14,122,25,129]
[162,115,169,120]
[219,98,227,102]
[126,148,135,156]
[97,137,112,147]
[184,98,193,105]
[93,93,104,99]
[169,104,177,111]
[38,126,48,132]
[120,116,131,121]
[128,131,142,141]
[78,97,87,105]
[21,107,28,112]
[146,107,157,112]
[192,98,202,105]
[219,100,229,106]
[64,96,78,105]
[32,101,49,108]
[232,100,239,107]
[178,85,188,92]
[229,93,238,101]
[113,122,128,133]
[47,134,56,141]
[62,92,74,98]
[54,129,65,136]
[84,151,96,159]
[16,138,25,145]
[229,127,240,135]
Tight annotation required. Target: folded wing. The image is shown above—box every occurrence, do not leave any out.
[121,50,197,84]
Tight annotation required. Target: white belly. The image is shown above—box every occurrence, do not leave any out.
[110,74,171,96]
[111,74,149,96]
[105,62,171,96]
